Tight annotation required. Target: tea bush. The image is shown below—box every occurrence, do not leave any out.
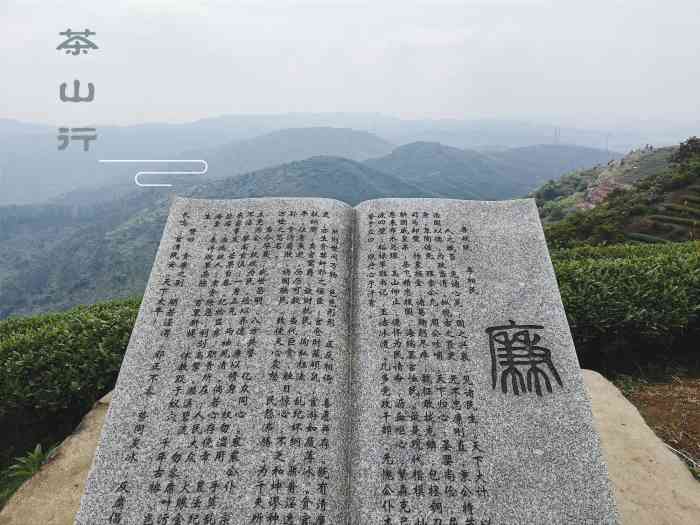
[0,298,139,415]
[553,241,700,369]
[0,241,699,480]
[550,239,700,261]
[0,298,139,472]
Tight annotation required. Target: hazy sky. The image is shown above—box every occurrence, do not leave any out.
[2,0,699,129]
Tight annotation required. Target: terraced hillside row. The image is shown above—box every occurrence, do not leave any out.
[533,146,675,223]
[543,138,700,247]
[635,183,700,242]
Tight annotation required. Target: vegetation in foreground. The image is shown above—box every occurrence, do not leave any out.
[0,143,616,321]
[2,142,700,504]
[0,444,56,508]
[0,297,139,505]
[1,241,699,504]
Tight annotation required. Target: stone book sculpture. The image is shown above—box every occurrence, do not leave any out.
[75,197,618,525]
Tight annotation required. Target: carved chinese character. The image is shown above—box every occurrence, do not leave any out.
[485,321,563,396]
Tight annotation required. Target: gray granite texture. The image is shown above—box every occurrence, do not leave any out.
[76,196,617,525]
[75,197,355,525]
[349,198,618,524]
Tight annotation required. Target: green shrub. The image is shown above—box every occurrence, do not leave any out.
[552,241,700,370]
[544,199,630,248]
[0,298,140,415]
[0,298,140,472]
[1,242,699,479]
[550,240,700,261]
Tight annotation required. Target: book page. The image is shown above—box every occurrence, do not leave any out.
[75,197,355,525]
[349,198,617,524]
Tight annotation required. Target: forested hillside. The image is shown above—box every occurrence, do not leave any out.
[541,138,700,247]
[186,127,395,180]
[532,146,675,222]
[0,191,170,319]
[0,156,423,319]
[1,137,699,506]
[0,126,394,206]
[0,140,615,319]
[0,116,622,206]
[3,240,698,497]
[366,142,617,199]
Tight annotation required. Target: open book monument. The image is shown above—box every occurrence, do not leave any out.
[75,197,618,525]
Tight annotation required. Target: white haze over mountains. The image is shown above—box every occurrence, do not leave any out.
[0,0,697,320]
[1,0,697,207]
[2,0,699,135]
[0,121,619,205]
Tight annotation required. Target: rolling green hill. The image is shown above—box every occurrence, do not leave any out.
[532,146,676,222]
[0,141,620,319]
[187,127,394,180]
[488,143,621,185]
[366,142,618,199]
[0,191,170,319]
[3,239,698,494]
[188,155,424,202]
[0,156,422,319]
[0,126,394,206]
[365,142,510,199]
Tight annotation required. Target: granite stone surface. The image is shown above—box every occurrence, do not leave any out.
[76,196,618,525]
[349,199,618,524]
[9,371,696,525]
[75,197,355,525]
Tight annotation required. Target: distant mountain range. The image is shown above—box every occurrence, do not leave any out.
[0,138,619,319]
[365,142,616,200]
[0,155,416,318]
[0,125,396,205]
[0,118,626,318]
[188,156,423,203]
[1,112,668,205]
[3,111,686,152]
[183,127,394,180]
